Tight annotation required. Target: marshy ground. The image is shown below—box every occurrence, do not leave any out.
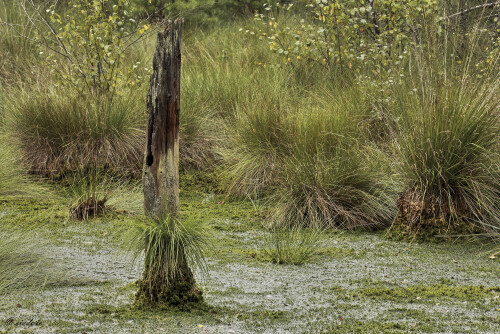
[1,1,499,333]
[0,178,499,334]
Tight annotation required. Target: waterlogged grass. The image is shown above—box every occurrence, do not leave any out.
[0,180,499,333]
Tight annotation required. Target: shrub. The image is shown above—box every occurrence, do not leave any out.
[7,87,144,177]
[272,95,396,229]
[27,0,151,98]
[130,0,269,25]
[389,55,500,239]
[253,0,439,72]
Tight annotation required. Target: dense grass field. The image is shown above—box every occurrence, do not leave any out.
[1,0,499,332]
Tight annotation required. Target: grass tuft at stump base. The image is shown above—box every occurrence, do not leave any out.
[386,193,481,242]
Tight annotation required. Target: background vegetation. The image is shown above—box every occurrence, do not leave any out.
[0,0,499,234]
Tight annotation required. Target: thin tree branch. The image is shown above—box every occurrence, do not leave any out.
[444,2,500,19]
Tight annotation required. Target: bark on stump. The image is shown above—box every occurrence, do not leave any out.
[138,19,202,306]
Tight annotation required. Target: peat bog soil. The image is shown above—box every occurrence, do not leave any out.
[0,179,499,333]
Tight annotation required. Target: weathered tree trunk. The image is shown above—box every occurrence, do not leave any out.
[139,19,202,306]
[143,19,182,220]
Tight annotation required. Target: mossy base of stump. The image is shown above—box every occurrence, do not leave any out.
[387,195,481,242]
[135,276,203,309]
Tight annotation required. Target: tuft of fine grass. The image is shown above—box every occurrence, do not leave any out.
[179,96,220,170]
[260,226,326,265]
[63,168,124,220]
[219,92,293,196]
[0,133,34,196]
[0,0,39,85]
[390,45,500,238]
[6,87,144,177]
[0,228,39,293]
[274,144,394,230]
[0,225,68,294]
[182,23,285,118]
[274,90,396,229]
[132,216,209,284]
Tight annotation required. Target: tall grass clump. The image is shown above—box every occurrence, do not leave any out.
[221,81,395,228]
[389,43,500,240]
[179,82,220,170]
[193,26,301,193]
[220,89,293,196]
[127,216,208,306]
[182,24,290,119]
[273,91,395,229]
[7,87,145,177]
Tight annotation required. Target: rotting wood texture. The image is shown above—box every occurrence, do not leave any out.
[143,19,182,220]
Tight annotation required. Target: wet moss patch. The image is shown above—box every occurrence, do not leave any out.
[353,284,500,302]
[0,197,66,224]
[234,309,289,320]
[179,170,223,195]
[325,319,433,333]
[314,247,366,259]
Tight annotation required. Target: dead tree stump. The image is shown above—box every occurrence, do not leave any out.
[138,19,202,306]
[143,20,182,220]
